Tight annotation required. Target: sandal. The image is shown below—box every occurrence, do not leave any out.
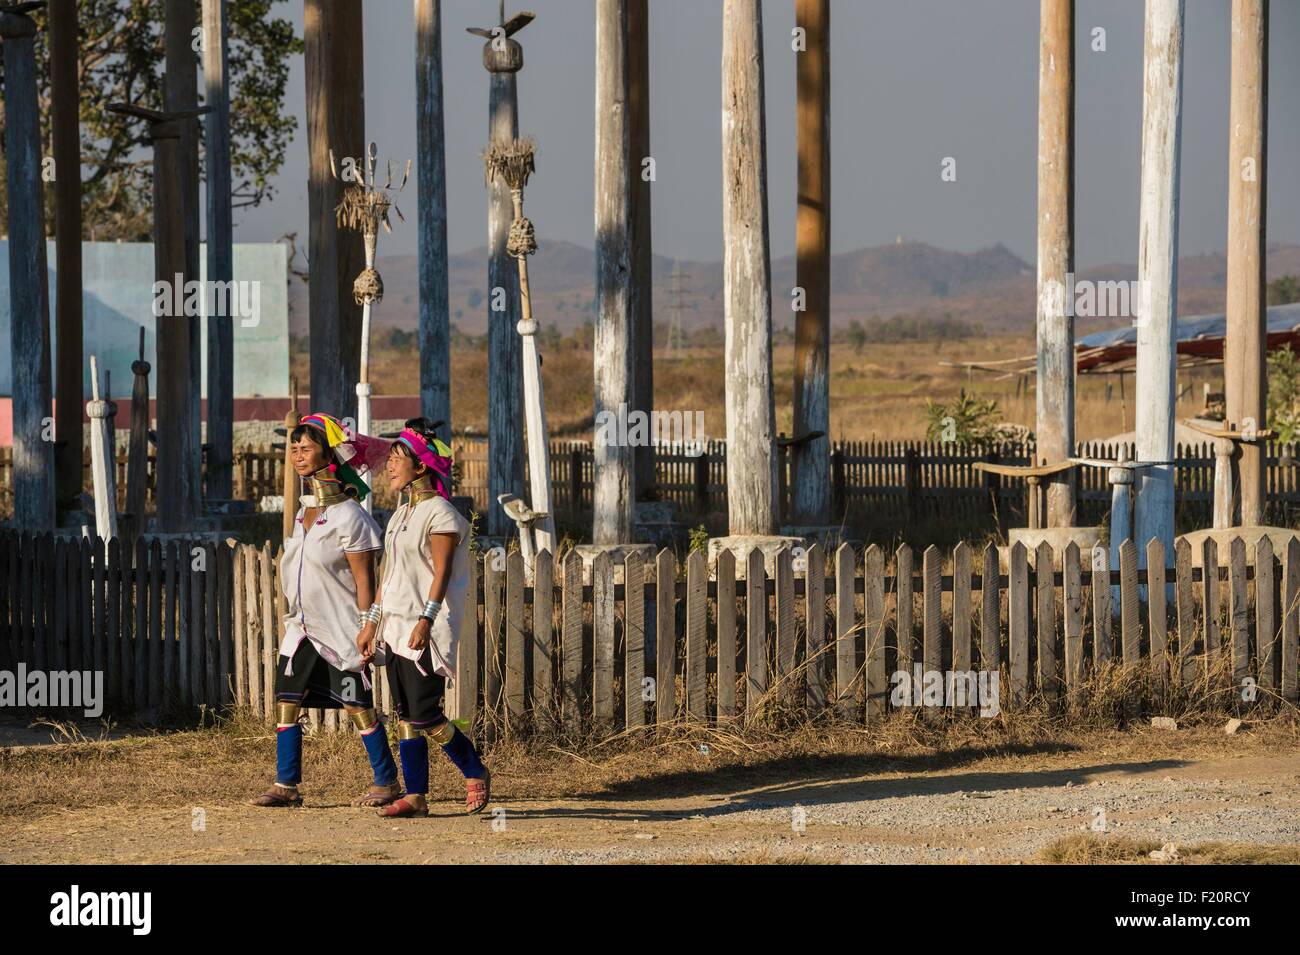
[353,782,402,808]
[377,795,428,818]
[250,783,303,808]
[466,768,491,815]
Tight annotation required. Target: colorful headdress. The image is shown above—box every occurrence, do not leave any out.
[299,412,391,503]
[394,427,454,500]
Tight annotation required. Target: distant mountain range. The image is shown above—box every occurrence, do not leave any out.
[286,238,1300,340]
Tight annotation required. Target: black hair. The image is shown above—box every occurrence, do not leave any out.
[289,423,330,452]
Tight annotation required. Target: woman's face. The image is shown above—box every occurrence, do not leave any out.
[290,433,330,476]
[386,444,420,490]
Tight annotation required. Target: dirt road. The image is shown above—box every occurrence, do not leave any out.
[2,720,1296,864]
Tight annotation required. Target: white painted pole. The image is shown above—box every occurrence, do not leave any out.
[356,228,376,513]
[1133,0,1185,559]
[88,355,119,540]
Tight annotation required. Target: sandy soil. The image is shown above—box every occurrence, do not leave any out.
[1,718,1296,864]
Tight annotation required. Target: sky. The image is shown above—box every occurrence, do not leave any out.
[232,0,1300,270]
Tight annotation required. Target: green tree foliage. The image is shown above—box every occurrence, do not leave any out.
[0,0,301,240]
[1267,343,1300,443]
[1267,275,1300,306]
[923,389,1003,445]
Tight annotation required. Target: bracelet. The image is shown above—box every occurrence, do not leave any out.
[357,605,382,628]
[419,599,442,623]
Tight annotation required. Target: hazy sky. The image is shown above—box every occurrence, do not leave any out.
[233,0,1300,270]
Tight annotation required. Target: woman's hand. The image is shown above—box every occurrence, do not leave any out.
[356,621,377,662]
[408,617,432,652]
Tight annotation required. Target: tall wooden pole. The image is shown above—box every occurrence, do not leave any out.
[415,0,451,443]
[791,0,830,527]
[305,0,366,421]
[1133,0,1185,558]
[48,0,83,516]
[165,0,203,513]
[1224,0,1268,526]
[722,0,778,536]
[475,12,527,538]
[203,0,235,500]
[1,6,54,532]
[1036,0,1076,527]
[593,0,634,545]
[628,0,654,501]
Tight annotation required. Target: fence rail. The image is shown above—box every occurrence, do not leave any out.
[10,439,1298,537]
[2,529,1295,736]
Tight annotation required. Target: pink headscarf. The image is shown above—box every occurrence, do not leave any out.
[394,428,454,500]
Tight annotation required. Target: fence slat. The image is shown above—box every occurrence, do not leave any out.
[244,545,262,716]
[1228,536,1249,688]
[533,549,554,726]
[1201,537,1220,657]
[656,548,677,724]
[592,550,615,732]
[834,543,855,719]
[259,541,276,722]
[134,536,148,712]
[1091,545,1112,666]
[716,549,737,720]
[561,550,582,733]
[895,544,914,678]
[1119,539,1140,666]
[1035,541,1057,699]
[624,550,645,728]
[922,545,942,718]
[805,543,826,714]
[686,549,707,719]
[1175,538,1195,684]
[218,541,234,705]
[1283,538,1299,703]
[233,543,248,706]
[167,539,182,709]
[505,550,526,726]
[952,542,972,691]
[483,551,504,717]
[205,540,219,706]
[1008,542,1029,705]
[864,544,886,720]
[1146,538,1167,684]
[745,547,766,719]
[93,537,107,678]
[149,538,164,714]
[450,550,479,726]
[108,538,124,707]
[981,543,1000,673]
[775,548,795,690]
[1063,541,1083,694]
[1255,537,1277,693]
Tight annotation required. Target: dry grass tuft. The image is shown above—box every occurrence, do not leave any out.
[1040,833,1300,865]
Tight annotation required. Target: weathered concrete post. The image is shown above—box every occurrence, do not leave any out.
[1133,0,1185,559]
[628,0,655,502]
[468,6,530,537]
[305,0,366,421]
[1036,0,1077,527]
[1,3,55,532]
[49,0,84,517]
[791,0,831,528]
[593,0,635,546]
[416,0,451,442]
[202,0,235,501]
[721,0,778,537]
[1223,0,1268,526]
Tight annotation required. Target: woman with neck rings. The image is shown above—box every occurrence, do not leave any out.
[250,412,402,809]
[357,417,491,817]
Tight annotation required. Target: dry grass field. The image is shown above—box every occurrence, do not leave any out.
[315,332,1216,443]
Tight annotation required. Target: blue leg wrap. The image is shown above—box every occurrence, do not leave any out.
[275,724,303,786]
[360,725,398,787]
[439,726,486,780]
[399,736,429,795]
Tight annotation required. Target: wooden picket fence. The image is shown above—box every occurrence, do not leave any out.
[2,528,1297,734]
